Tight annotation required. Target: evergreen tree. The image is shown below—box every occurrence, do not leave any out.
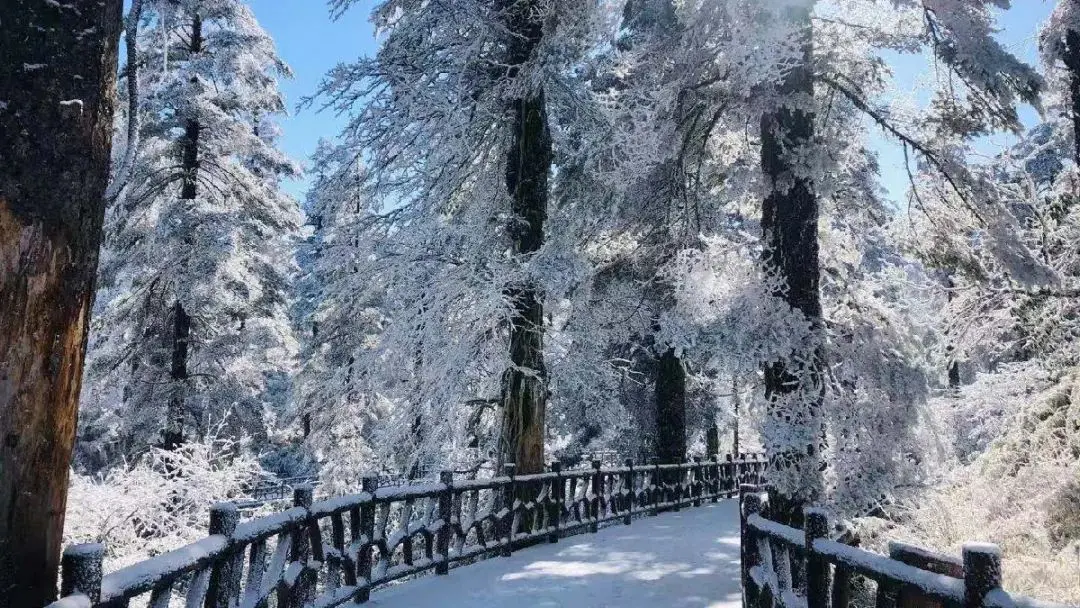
[79,0,301,468]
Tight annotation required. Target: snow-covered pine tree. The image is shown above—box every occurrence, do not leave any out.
[292,143,388,486]
[543,0,807,465]
[79,0,301,468]
[308,0,614,477]
[909,2,1080,423]
[748,0,1046,522]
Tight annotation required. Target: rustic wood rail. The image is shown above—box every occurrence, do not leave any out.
[738,485,1077,608]
[48,454,767,608]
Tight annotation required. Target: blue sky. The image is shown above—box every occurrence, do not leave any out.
[247,0,379,200]
[249,1,1055,205]
[872,3,1053,202]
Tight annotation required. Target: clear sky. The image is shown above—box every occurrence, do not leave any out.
[248,1,1055,206]
[246,0,379,201]
[872,3,1054,203]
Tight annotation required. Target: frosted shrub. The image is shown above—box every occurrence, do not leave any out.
[64,437,265,570]
[1047,475,1080,550]
[880,371,1080,603]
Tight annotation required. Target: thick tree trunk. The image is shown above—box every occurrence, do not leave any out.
[0,1,123,604]
[655,347,686,463]
[759,0,823,526]
[164,13,203,449]
[499,0,551,475]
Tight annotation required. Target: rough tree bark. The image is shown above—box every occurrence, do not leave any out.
[0,1,123,604]
[759,0,824,526]
[164,12,203,450]
[499,0,552,475]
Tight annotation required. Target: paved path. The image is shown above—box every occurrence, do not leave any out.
[370,499,744,607]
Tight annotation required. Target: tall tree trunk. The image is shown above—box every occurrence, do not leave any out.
[164,13,203,449]
[0,1,123,604]
[759,0,823,526]
[499,0,551,475]
[622,0,687,467]
[732,375,741,456]
[655,347,686,463]
[1062,22,1080,166]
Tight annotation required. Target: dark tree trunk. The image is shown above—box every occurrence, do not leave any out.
[499,0,552,475]
[947,361,961,389]
[759,0,823,526]
[622,0,687,467]
[164,13,203,449]
[945,276,960,390]
[706,424,720,459]
[655,348,686,463]
[1062,26,1080,166]
[732,376,741,456]
[164,301,191,449]
[0,1,123,604]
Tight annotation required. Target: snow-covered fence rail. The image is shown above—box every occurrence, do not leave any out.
[49,454,766,608]
[245,476,320,503]
[738,485,1077,608]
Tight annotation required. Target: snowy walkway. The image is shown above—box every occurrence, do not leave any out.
[370,499,744,608]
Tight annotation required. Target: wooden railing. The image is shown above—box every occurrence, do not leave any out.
[738,485,1076,608]
[49,454,767,608]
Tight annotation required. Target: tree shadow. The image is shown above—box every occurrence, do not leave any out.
[373,500,744,607]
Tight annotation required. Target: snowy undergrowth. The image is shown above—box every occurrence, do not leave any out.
[860,367,1080,603]
[64,436,265,570]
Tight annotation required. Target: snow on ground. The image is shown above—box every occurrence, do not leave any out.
[370,499,744,607]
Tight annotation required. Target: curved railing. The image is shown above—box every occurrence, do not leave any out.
[50,454,767,608]
[738,485,1077,608]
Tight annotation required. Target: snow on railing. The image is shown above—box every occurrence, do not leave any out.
[738,485,1078,608]
[50,453,767,608]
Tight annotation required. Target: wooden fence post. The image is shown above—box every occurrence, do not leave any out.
[436,471,453,575]
[804,508,830,608]
[61,543,104,605]
[724,454,734,496]
[590,460,602,532]
[710,456,720,502]
[205,502,241,608]
[652,458,662,516]
[669,462,678,514]
[292,485,316,607]
[623,459,634,525]
[963,543,1002,608]
[356,476,378,603]
[549,462,562,543]
[693,457,703,507]
[740,486,763,608]
[502,463,516,556]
